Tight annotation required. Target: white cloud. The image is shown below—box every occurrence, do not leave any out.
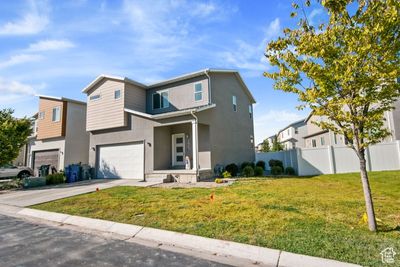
[308,8,323,26]
[0,54,43,69]
[219,18,282,77]
[0,77,45,106]
[26,39,75,52]
[0,0,49,35]
[254,109,307,143]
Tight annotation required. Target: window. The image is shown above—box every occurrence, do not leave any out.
[114,90,121,99]
[312,139,316,147]
[334,133,337,144]
[249,105,252,118]
[194,83,202,101]
[287,129,290,135]
[321,136,325,146]
[90,94,100,101]
[232,95,237,112]
[153,91,169,109]
[295,128,298,134]
[38,111,45,120]
[52,107,61,122]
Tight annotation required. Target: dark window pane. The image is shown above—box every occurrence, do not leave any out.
[176,137,183,144]
[176,156,183,162]
[176,147,183,153]
[153,93,160,109]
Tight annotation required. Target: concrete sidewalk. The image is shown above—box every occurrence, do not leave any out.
[0,205,361,267]
[0,179,160,207]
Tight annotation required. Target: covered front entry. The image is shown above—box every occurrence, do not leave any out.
[96,142,144,179]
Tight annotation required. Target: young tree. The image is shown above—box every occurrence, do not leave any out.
[271,136,284,151]
[261,138,271,152]
[0,109,32,166]
[265,0,400,231]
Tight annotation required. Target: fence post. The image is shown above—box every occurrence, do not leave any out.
[328,145,336,174]
[296,148,302,176]
[397,140,400,169]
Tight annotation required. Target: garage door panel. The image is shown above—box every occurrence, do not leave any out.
[97,143,144,179]
[33,150,59,171]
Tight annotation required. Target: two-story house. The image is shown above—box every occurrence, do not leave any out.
[277,119,307,150]
[27,95,89,175]
[303,99,400,148]
[82,69,256,182]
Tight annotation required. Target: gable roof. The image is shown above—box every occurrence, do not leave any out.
[81,69,256,103]
[277,118,306,134]
[36,95,86,105]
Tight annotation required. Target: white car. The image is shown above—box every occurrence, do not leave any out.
[0,164,34,179]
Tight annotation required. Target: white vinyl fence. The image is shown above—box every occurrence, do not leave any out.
[256,141,400,176]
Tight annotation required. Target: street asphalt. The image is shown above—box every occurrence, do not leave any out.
[0,214,229,267]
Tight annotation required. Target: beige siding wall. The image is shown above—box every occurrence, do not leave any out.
[146,75,209,114]
[86,79,126,131]
[64,102,89,165]
[306,115,325,135]
[37,98,66,140]
[125,82,146,112]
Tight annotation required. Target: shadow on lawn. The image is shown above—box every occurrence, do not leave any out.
[380,225,400,233]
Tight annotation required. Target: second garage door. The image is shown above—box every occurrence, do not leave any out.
[97,142,144,179]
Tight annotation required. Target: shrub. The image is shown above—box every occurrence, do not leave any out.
[241,161,255,170]
[285,167,296,175]
[242,166,254,177]
[254,166,264,177]
[225,163,239,176]
[222,171,232,178]
[271,166,283,175]
[215,178,223,184]
[268,159,283,169]
[256,160,266,170]
[46,173,65,185]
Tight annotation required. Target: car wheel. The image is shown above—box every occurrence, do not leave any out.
[18,171,31,179]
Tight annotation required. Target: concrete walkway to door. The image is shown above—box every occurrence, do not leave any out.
[0,179,160,207]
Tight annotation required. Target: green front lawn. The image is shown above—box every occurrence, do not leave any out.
[33,171,400,266]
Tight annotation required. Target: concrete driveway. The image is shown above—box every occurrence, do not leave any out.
[0,179,159,207]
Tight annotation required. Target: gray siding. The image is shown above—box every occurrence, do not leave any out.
[197,72,255,168]
[146,75,209,114]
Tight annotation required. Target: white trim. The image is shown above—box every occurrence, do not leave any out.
[172,133,185,166]
[124,103,216,120]
[81,74,146,93]
[36,95,86,105]
[194,82,203,102]
[114,89,121,100]
[52,106,61,122]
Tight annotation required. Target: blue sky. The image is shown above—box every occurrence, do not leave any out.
[0,0,322,143]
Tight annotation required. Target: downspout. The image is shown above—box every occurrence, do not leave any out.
[190,110,199,179]
[204,69,211,105]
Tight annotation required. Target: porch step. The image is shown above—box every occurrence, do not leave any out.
[145,173,173,183]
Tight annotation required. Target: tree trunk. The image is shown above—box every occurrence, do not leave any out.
[359,155,377,232]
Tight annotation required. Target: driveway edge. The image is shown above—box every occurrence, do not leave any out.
[10,207,360,267]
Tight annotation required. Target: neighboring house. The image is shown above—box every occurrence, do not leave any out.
[277,119,307,150]
[303,99,400,148]
[82,69,256,182]
[26,96,89,175]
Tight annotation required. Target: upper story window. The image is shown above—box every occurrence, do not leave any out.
[153,90,169,110]
[295,128,298,134]
[52,107,61,122]
[248,104,252,118]
[312,139,317,147]
[232,95,237,112]
[90,94,101,101]
[38,111,45,120]
[321,137,325,146]
[287,129,290,135]
[114,89,121,100]
[194,83,202,101]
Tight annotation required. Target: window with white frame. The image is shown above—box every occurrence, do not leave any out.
[90,94,100,101]
[114,89,121,99]
[321,136,325,145]
[312,139,316,147]
[248,104,252,118]
[194,83,202,101]
[153,91,169,109]
[38,111,45,120]
[232,95,237,112]
[52,107,61,122]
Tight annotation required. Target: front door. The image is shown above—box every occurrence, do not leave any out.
[172,133,185,166]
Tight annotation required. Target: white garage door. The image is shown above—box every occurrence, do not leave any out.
[97,142,144,179]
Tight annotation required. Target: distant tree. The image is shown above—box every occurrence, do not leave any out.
[260,138,271,152]
[265,0,400,231]
[0,109,32,166]
[271,136,284,151]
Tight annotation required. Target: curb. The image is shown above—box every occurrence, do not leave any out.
[11,207,360,267]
